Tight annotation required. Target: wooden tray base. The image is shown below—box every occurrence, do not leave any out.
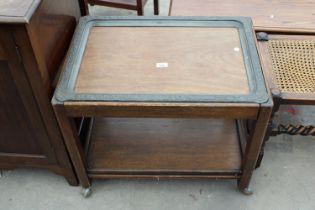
[86,118,242,178]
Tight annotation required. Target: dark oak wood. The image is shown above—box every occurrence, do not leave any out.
[78,0,89,16]
[26,0,80,93]
[56,100,271,192]
[54,105,91,188]
[87,118,242,174]
[53,17,272,193]
[153,0,159,16]
[0,60,45,154]
[170,0,315,33]
[0,27,55,162]
[64,102,259,119]
[236,119,250,156]
[77,27,249,95]
[89,174,241,179]
[83,0,159,15]
[0,154,48,168]
[0,0,81,185]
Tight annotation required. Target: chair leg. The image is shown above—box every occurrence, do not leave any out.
[79,0,89,16]
[137,0,144,15]
[137,8,144,15]
[154,0,159,15]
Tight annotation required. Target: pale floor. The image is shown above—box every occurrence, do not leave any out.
[1,1,315,209]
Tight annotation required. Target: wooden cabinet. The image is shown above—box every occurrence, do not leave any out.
[0,0,81,185]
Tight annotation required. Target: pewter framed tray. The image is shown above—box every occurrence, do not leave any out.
[54,16,269,104]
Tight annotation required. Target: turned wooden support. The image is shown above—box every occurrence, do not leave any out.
[272,124,315,136]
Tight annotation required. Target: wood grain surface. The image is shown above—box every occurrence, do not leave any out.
[87,118,242,173]
[0,42,5,60]
[170,0,315,32]
[75,27,249,95]
[0,61,42,154]
[64,101,259,119]
[26,0,80,92]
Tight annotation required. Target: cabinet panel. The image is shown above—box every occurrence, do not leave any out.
[0,28,55,163]
[0,61,43,154]
[26,0,80,92]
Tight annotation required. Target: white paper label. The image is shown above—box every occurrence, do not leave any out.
[156,63,169,68]
[234,47,240,52]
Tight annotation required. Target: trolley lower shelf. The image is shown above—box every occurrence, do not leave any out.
[86,118,242,179]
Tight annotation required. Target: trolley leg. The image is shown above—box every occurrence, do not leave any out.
[239,106,272,194]
[53,104,91,189]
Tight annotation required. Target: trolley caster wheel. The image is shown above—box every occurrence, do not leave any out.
[81,187,92,198]
[240,187,253,195]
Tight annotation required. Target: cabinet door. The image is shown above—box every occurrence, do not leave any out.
[0,27,56,167]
